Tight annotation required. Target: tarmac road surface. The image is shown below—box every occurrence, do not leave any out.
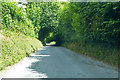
[0,46,119,78]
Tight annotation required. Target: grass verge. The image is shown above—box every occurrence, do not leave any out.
[0,30,43,70]
[62,42,119,68]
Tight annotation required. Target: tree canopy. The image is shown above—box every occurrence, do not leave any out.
[2,2,120,46]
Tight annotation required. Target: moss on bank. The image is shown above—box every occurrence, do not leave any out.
[0,30,43,70]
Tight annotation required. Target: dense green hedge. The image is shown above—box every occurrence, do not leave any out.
[1,2,119,69]
[55,2,120,45]
[52,2,120,67]
[2,2,35,37]
[26,2,60,44]
[0,2,43,70]
[0,30,43,70]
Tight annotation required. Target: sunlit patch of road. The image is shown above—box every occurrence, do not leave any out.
[0,46,119,78]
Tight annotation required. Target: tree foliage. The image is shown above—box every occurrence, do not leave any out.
[2,2,35,37]
[54,2,120,45]
[26,2,60,45]
[2,2,120,46]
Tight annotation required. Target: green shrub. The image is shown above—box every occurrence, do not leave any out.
[2,2,35,37]
[0,30,43,70]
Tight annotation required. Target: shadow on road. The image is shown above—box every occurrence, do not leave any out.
[27,46,55,78]
[27,46,119,78]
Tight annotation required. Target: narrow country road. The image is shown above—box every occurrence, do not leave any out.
[0,46,119,78]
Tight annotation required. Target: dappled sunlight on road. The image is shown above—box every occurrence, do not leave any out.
[0,56,48,78]
[30,54,50,57]
[0,46,118,78]
[27,46,118,78]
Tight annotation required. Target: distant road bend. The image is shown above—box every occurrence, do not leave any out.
[0,45,119,78]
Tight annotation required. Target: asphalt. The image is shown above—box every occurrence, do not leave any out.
[0,46,119,78]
